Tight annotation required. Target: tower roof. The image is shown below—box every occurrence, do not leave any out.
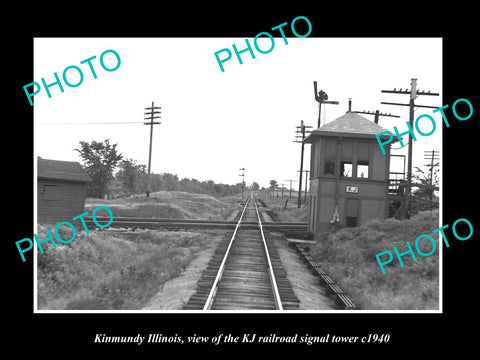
[305,112,397,143]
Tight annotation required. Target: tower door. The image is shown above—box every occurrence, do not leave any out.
[345,198,359,227]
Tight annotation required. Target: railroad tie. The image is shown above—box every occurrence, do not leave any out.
[185,195,301,311]
[294,244,359,310]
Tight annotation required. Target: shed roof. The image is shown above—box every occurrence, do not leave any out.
[37,158,92,182]
[305,112,398,143]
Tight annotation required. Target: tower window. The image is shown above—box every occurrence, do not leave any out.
[357,161,369,178]
[341,161,353,178]
[324,160,335,175]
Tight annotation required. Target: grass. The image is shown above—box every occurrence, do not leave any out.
[309,210,440,310]
[257,192,439,310]
[37,190,240,310]
[37,226,215,310]
[85,190,241,220]
[256,191,308,223]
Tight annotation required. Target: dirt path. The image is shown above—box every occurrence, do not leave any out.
[143,231,224,310]
[269,232,336,310]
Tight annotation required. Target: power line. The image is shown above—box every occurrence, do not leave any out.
[351,95,400,125]
[381,78,439,218]
[37,121,147,125]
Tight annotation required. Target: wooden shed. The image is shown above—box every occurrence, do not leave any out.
[37,158,92,223]
[304,111,399,235]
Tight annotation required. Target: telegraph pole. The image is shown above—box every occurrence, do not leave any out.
[239,168,245,200]
[294,120,312,208]
[424,150,439,212]
[297,169,309,203]
[304,170,309,203]
[353,109,400,124]
[144,101,161,197]
[284,179,297,200]
[347,97,400,124]
[381,78,439,218]
[280,183,286,201]
[424,150,439,187]
[313,81,339,128]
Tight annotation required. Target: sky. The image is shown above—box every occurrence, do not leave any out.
[34,37,442,189]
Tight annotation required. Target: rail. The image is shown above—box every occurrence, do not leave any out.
[202,195,284,310]
[202,197,250,310]
[253,195,283,310]
[85,216,307,231]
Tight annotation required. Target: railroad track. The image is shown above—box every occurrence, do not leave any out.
[85,197,356,310]
[85,216,307,232]
[184,195,300,310]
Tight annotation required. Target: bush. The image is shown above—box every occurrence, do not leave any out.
[37,227,212,310]
[309,211,440,310]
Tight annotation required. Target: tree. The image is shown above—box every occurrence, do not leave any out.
[411,162,439,213]
[269,180,278,191]
[116,158,147,195]
[213,183,226,196]
[251,181,260,191]
[150,173,163,192]
[75,139,123,198]
[162,173,179,191]
[269,180,278,197]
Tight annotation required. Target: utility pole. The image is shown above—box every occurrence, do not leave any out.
[294,120,312,208]
[352,106,400,125]
[313,81,339,128]
[381,78,439,218]
[304,170,309,203]
[424,150,439,187]
[424,150,439,212]
[297,169,309,203]
[347,97,400,124]
[362,109,400,124]
[279,183,286,202]
[239,168,245,200]
[144,101,161,197]
[284,179,297,200]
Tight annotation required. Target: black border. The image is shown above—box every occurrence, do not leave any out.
[7,4,478,355]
